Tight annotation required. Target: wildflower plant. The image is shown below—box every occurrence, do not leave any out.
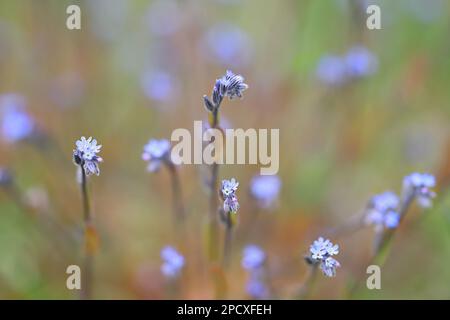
[347,172,437,296]
[202,70,248,264]
[72,136,102,300]
[142,138,185,224]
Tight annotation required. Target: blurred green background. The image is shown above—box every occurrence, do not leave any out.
[0,0,450,299]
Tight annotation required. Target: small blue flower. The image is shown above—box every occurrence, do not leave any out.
[142,139,171,172]
[403,173,436,208]
[344,46,378,78]
[160,246,184,279]
[316,55,347,86]
[365,191,400,231]
[250,175,281,208]
[221,178,240,214]
[320,257,341,278]
[224,194,240,214]
[73,136,103,176]
[242,245,266,271]
[1,94,34,143]
[309,237,340,277]
[221,178,239,198]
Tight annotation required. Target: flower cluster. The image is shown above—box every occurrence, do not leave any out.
[365,191,400,231]
[73,136,103,176]
[316,45,378,86]
[142,139,172,172]
[402,173,436,208]
[250,175,281,209]
[308,237,341,277]
[221,178,240,213]
[160,246,185,279]
[203,70,248,112]
[241,245,269,299]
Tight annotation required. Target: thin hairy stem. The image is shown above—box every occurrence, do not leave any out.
[208,109,220,262]
[79,165,93,300]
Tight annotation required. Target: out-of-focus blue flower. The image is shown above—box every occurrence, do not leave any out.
[160,246,184,279]
[384,210,401,229]
[344,46,378,78]
[242,245,266,271]
[365,191,400,231]
[316,55,347,86]
[1,94,34,143]
[250,175,281,208]
[202,23,251,67]
[0,167,13,186]
[73,136,103,176]
[371,191,399,212]
[142,139,171,172]
[402,173,436,208]
[308,237,340,278]
[316,46,377,86]
[141,71,175,103]
[246,278,269,299]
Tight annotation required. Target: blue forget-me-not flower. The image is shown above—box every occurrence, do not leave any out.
[221,178,240,214]
[308,237,341,278]
[73,136,103,176]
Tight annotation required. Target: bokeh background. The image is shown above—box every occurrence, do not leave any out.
[0,0,450,299]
